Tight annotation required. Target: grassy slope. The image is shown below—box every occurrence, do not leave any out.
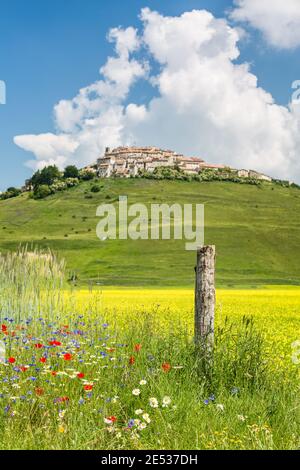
[0,178,300,287]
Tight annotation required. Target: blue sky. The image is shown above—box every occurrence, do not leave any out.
[0,0,300,190]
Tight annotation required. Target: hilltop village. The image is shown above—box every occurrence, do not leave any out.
[96,146,272,181]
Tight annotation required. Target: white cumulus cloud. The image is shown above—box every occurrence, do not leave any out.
[14,8,300,182]
[230,0,300,49]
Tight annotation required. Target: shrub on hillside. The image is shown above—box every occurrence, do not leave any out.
[90,184,101,193]
[33,185,52,200]
[0,187,22,200]
[80,169,96,181]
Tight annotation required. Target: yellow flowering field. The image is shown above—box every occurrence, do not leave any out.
[74,287,300,369]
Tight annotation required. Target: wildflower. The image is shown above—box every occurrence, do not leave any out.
[63,353,72,361]
[49,341,62,347]
[132,389,141,396]
[77,372,85,379]
[162,396,172,408]
[128,419,135,428]
[134,344,142,352]
[8,357,16,364]
[1,325,7,332]
[106,426,115,434]
[34,343,43,349]
[143,413,151,424]
[51,371,57,376]
[162,362,171,373]
[129,356,135,365]
[84,384,93,391]
[138,422,147,430]
[59,410,66,420]
[237,415,247,422]
[135,409,143,415]
[35,387,44,396]
[58,425,66,433]
[149,397,159,408]
[40,357,47,363]
[54,396,69,403]
[139,380,147,386]
[104,416,117,424]
[216,404,225,412]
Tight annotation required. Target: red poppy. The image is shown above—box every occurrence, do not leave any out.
[129,356,135,365]
[20,366,28,372]
[134,343,142,352]
[40,357,47,363]
[63,353,72,361]
[8,357,16,364]
[55,396,69,403]
[107,348,116,353]
[162,362,171,373]
[77,373,85,379]
[35,387,44,396]
[51,371,57,376]
[49,340,62,347]
[84,385,93,391]
[1,324,7,332]
[107,416,117,423]
[34,343,43,349]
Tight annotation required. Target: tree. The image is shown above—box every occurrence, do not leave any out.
[64,165,79,179]
[7,187,21,197]
[30,165,61,188]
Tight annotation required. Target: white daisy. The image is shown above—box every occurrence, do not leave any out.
[149,397,159,408]
[162,396,172,407]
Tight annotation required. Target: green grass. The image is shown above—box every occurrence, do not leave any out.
[1,178,300,287]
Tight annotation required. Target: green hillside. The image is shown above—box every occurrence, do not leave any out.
[0,178,300,287]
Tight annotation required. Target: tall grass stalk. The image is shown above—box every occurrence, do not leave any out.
[0,246,65,323]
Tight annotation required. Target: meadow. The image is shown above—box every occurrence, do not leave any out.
[0,250,299,450]
[1,179,300,287]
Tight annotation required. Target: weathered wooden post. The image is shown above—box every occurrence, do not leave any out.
[195,246,216,356]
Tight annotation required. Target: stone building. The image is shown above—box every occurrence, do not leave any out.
[237,169,272,182]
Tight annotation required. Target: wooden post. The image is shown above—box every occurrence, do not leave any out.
[195,246,216,355]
